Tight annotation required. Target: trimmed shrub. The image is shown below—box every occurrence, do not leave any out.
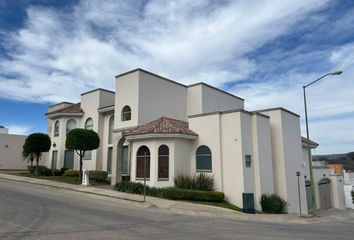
[147,187,164,198]
[52,169,61,176]
[59,167,69,176]
[27,165,52,176]
[64,169,80,177]
[174,173,215,191]
[351,191,354,204]
[115,182,224,202]
[162,188,224,202]
[115,181,145,194]
[260,194,287,214]
[89,170,108,183]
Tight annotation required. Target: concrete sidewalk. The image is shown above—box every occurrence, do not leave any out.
[0,173,317,224]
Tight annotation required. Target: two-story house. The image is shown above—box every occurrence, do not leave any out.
[45,68,313,214]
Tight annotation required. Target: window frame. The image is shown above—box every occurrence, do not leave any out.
[158,145,169,181]
[66,119,76,135]
[85,118,94,130]
[196,145,212,172]
[54,120,60,137]
[136,145,150,179]
[245,155,252,168]
[108,115,114,144]
[121,105,131,121]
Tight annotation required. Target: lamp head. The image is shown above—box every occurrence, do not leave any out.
[331,70,343,75]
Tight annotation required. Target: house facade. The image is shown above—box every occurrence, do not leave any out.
[45,68,330,214]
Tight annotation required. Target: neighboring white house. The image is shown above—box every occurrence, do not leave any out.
[344,172,354,209]
[44,68,343,214]
[0,126,27,170]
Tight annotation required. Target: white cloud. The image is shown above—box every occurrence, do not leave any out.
[0,0,329,103]
[6,124,31,135]
[1,0,353,154]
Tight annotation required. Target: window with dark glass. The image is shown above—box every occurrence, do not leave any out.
[122,106,131,121]
[85,118,93,130]
[54,120,60,137]
[83,150,91,160]
[196,145,212,172]
[107,147,112,174]
[122,146,128,174]
[108,116,114,144]
[136,146,150,178]
[66,119,76,135]
[245,155,252,168]
[158,145,169,180]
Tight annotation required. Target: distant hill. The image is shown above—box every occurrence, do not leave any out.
[313,152,354,171]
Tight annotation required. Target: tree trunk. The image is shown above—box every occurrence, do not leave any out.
[35,157,39,177]
[30,160,33,176]
[79,151,84,182]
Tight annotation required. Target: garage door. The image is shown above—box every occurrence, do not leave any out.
[318,178,332,209]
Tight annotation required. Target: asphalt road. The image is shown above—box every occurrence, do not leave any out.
[0,180,353,240]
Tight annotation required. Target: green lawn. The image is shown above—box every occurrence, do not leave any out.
[11,173,108,185]
[186,200,243,212]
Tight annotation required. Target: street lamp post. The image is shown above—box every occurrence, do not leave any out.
[303,70,342,216]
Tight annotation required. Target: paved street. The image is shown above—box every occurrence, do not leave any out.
[0,180,353,240]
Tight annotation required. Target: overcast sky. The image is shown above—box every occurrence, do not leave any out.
[0,0,353,154]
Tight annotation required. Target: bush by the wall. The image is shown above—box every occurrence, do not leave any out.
[193,173,215,191]
[27,165,52,176]
[174,173,215,191]
[351,191,354,204]
[115,181,145,194]
[52,169,61,176]
[115,182,224,202]
[162,188,224,202]
[260,194,287,214]
[59,167,68,176]
[89,170,108,182]
[64,169,80,177]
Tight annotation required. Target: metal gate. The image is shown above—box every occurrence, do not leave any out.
[318,178,332,209]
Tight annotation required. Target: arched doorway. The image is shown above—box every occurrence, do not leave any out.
[318,178,332,209]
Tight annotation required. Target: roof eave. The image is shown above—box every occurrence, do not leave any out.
[124,133,198,141]
[46,112,84,119]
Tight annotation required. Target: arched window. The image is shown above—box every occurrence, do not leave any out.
[85,118,93,130]
[196,145,212,172]
[136,146,150,179]
[66,119,76,135]
[158,145,169,180]
[122,105,131,121]
[54,120,60,137]
[108,116,114,144]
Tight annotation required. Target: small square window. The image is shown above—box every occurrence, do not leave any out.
[245,155,252,168]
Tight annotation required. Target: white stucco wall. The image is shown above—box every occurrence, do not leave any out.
[260,109,307,214]
[252,114,274,210]
[0,133,27,170]
[138,71,187,124]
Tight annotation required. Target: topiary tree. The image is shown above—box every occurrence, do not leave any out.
[65,128,100,181]
[351,191,354,204]
[22,147,35,174]
[23,133,51,176]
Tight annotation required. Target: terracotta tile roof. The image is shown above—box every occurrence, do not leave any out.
[301,137,319,147]
[123,117,198,137]
[46,103,84,115]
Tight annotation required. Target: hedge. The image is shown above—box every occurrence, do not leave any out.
[114,182,224,202]
[64,169,80,177]
[162,187,224,202]
[260,194,287,214]
[27,165,52,176]
[89,170,108,182]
